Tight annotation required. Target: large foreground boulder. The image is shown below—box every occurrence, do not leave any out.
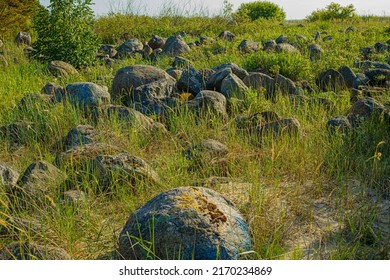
[118,186,251,260]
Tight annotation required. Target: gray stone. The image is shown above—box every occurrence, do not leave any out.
[185,139,229,161]
[308,44,323,60]
[0,164,19,189]
[16,160,67,199]
[0,121,35,147]
[62,82,110,110]
[374,42,388,53]
[187,90,227,117]
[162,35,190,57]
[112,65,176,105]
[116,38,144,57]
[326,116,351,133]
[14,32,31,46]
[148,35,166,50]
[218,31,236,41]
[88,153,160,192]
[172,56,193,69]
[275,74,297,95]
[322,36,333,42]
[178,67,203,95]
[199,68,215,88]
[316,68,345,91]
[166,68,182,80]
[238,40,259,53]
[199,36,214,45]
[60,190,86,206]
[263,39,277,51]
[257,118,301,138]
[62,125,97,150]
[41,82,64,96]
[220,73,248,99]
[99,44,117,58]
[275,43,298,53]
[206,67,232,91]
[48,61,79,77]
[347,97,388,125]
[0,242,70,260]
[243,72,275,100]
[117,186,251,260]
[365,69,390,86]
[211,63,248,80]
[338,66,356,88]
[352,73,369,89]
[275,35,288,44]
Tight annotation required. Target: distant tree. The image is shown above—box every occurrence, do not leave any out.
[33,0,99,68]
[307,2,356,21]
[235,1,286,21]
[0,0,40,36]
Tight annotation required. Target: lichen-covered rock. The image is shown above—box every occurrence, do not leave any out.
[60,190,86,206]
[220,73,248,99]
[263,39,277,51]
[116,38,143,57]
[243,72,275,100]
[212,63,248,80]
[326,116,352,133]
[187,90,227,118]
[275,35,289,44]
[177,66,203,95]
[206,67,232,91]
[60,82,110,110]
[15,160,67,199]
[48,61,79,77]
[238,40,259,53]
[347,97,389,125]
[14,32,31,46]
[275,43,298,53]
[89,153,161,192]
[316,68,345,91]
[166,68,183,80]
[308,44,323,60]
[275,74,297,95]
[0,242,70,260]
[62,125,98,150]
[0,121,35,147]
[185,139,229,161]
[41,82,64,96]
[112,65,176,105]
[162,35,190,57]
[218,31,235,41]
[338,66,356,88]
[148,35,166,50]
[0,164,19,189]
[118,186,251,260]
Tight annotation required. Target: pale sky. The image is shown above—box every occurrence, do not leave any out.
[39,0,390,19]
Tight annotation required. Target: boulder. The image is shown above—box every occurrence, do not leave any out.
[15,160,67,199]
[243,73,275,100]
[166,68,182,80]
[238,40,259,53]
[185,139,229,161]
[99,44,117,58]
[365,69,390,87]
[0,121,35,148]
[48,61,79,77]
[0,164,19,189]
[316,68,345,91]
[211,63,248,80]
[88,153,161,192]
[275,35,288,44]
[220,73,248,99]
[41,82,64,96]
[162,35,190,57]
[374,42,388,53]
[0,242,70,260]
[187,90,227,117]
[117,186,251,260]
[347,97,388,125]
[116,38,143,57]
[14,32,31,46]
[326,116,351,133]
[308,44,323,60]
[111,65,176,105]
[177,66,203,95]
[275,43,298,53]
[60,190,86,206]
[338,66,356,88]
[218,31,236,41]
[262,39,277,51]
[148,35,166,50]
[275,74,297,95]
[206,67,232,91]
[61,82,110,110]
[62,125,98,150]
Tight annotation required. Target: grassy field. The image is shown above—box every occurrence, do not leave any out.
[0,13,389,260]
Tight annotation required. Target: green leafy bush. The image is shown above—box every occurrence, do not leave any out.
[32,0,99,68]
[235,1,286,21]
[307,2,356,21]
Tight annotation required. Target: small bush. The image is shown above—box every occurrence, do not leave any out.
[235,1,286,21]
[32,0,99,68]
[307,2,356,21]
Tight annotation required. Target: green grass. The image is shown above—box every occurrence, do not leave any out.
[0,15,389,260]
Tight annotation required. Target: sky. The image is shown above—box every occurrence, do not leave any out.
[39,0,390,19]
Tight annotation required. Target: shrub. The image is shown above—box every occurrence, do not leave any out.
[32,0,99,68]
[307,2,356,21]
[235,1,286,21]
